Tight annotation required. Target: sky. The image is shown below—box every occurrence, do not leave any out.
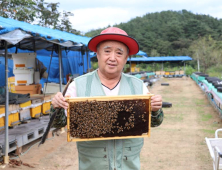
[45,0,222,34]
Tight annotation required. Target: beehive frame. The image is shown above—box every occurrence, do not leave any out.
[66,95,152,142]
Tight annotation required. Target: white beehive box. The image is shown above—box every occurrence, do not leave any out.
[13,68,34,85]
[12,53,36,69]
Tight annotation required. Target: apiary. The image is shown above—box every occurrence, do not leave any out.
[66,95,152,142]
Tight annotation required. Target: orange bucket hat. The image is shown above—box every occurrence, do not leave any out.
[88,27,139,55]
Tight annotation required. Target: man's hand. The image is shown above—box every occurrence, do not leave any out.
[51,92,70,110]
[149,93,162,112]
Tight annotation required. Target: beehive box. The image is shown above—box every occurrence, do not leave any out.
[179,70,184,75]
[19,100,31,108]
[169,71,175,75]
[30,105,42,118]
[19,108,31,121]
[66,95,152,142]
[42,102,51,115]
[8,112,20,127]
[165,71,170,75]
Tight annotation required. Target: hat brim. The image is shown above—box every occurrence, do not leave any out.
[88,34,139,56]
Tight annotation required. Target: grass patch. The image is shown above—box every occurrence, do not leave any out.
[201,114,212,121]
[202,129,215,134]
[194,99,205,105]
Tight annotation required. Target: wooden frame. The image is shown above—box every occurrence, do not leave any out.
[66,94,152,142]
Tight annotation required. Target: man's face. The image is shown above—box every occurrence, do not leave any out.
[97,40,129,77]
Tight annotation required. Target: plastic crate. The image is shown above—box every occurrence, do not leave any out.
[19,101,31,108]
[13,68,34,85]
[30,105,41,118]
[19,108,31,121]
[42,102,51,114]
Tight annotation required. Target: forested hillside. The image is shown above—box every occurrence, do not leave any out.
[85,10,222,76]
[85,10,222,56]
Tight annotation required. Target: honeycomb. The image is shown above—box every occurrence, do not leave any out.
[68,99,150,138]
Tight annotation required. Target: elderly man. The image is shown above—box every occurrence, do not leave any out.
[51,27,163,170]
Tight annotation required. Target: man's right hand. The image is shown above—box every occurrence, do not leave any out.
[51,92,69,110]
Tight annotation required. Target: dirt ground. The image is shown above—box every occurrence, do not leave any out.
[3,77,222,170]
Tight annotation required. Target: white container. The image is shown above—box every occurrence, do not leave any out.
[19,108,31,121]
[43,83,66,94]
[13,68,34,85]
[34,71,40,84]
[12,53,36,69]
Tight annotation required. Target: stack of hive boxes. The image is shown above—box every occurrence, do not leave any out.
[0,94,55,129]
[12,53,41,94]
[31,94,55,115]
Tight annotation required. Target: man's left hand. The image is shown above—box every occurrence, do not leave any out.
[150,94,162,112]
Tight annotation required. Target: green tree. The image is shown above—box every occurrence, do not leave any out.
[189,36,222,72]
[0,0,81,34]
[0,0,37,23]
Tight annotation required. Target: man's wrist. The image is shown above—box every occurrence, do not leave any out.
[151,109,162,117]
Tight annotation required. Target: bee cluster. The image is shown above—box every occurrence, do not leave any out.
[69,99,149,138]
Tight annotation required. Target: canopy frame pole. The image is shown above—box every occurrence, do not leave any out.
[4,40,9,164]
[130,55,132,74]
[58,45,62,92]
[86,48,89,73]
[81,47,84,74]
[184,61,186,72]
[162,62,163,71]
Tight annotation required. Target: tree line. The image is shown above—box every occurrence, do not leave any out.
[85,10,222,73]
[1,2,222,74]
[0,0,81,34]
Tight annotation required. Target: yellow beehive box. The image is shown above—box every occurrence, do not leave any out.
[165,71,170,75]
[8,83,16,93]
[135,68,140,72]
[42,102,51,114]
[8,77,15,83]
[0,106,5,114]
[0,113,4,128]
[19,100,31,108]
[30,105,42,118]
[8,112,20,127]
[169,71,175,75]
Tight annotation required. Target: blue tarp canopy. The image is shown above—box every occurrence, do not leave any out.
[127,56,192,63]
[90,50,148,59]
[0,16,93,87]
[0,47,91,87]
[136,50,148,57]
[0,16,91,51]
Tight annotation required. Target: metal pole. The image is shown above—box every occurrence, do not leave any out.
[58,45,62,92]
[82,52,84,74]
[130,56,132,73]
[184,62,186,72]
[197,58,200,72]
[162,62,163,71]
[4,41,9,164]
[86,49,89,73]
